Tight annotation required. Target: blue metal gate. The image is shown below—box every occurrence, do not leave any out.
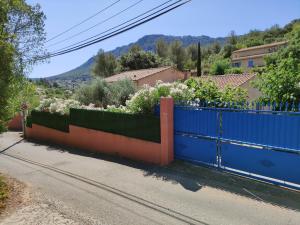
[174,104,300,190]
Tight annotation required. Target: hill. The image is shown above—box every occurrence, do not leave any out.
[46,34,227,82]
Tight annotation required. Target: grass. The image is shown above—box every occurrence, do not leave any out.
[0,175,9,210]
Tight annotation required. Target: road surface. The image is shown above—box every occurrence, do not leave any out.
[0,132,300,225]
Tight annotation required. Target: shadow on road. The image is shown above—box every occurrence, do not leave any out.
[23,138,300,212]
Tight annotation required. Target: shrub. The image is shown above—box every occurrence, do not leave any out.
[75,78,110,106]
[209,58,231,75]
[225,67,244,74]
[126,81,194,114]
[75,78,136,107]
[36,98,81,115]
[70,108,160,142]
[108,79,136,106]
[30,110,69,132]
[185,78,248,104]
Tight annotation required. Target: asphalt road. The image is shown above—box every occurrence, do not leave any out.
[0,132,300,225]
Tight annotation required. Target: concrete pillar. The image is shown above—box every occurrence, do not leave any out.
[160,97,174,166]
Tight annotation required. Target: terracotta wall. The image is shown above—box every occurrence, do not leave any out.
[25,98,174,166]
[8,114,23,131]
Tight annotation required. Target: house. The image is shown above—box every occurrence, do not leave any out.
[231,41,288,69]
[200,73,261,100]
[104,67,186,87]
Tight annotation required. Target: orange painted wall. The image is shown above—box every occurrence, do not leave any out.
[8,114,23,131]
[25,98,174,165]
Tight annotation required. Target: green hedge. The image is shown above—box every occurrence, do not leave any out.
[30,110,70,132]
[26,115,32,128]
[70,108,161,143]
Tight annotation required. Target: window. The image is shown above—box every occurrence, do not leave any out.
[233,62,241,67]
[248,59,254,68]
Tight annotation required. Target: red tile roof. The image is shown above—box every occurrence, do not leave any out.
[104,67,172,83]
[200,73,256,89]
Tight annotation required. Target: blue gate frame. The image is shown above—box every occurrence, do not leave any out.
[174,104,300,190]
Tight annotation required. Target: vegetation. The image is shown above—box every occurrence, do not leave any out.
[70,108,161,142]
[120,45,161,71]
[0,0,46,133]
[75,78,136,107]
[93,50,118,77]
[255,22,300,103]
[30,110,70,132]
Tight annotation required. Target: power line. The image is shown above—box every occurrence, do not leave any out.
[46,0,121,43]
[38,0,190,60]
[54,0,175,53]
[48,0,190,58]
[47,0,145,48]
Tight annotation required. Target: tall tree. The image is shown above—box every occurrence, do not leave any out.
[155,38,169,58]
[0,0,46,132]
[197,42,201,76]
[93,50,118,77]
[5,1,47,75]
[120,45,160,70]
[170,40,186,71]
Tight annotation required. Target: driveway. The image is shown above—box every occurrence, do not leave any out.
[0,132,300,225]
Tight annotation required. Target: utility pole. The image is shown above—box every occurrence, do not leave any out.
[197,42,201,77]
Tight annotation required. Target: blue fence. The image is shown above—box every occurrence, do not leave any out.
[174,102,300,190]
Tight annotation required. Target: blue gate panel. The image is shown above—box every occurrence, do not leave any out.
[175,134,217,166]
[221,143,300,187]
[174,107,218,138]
[222,111,300,151]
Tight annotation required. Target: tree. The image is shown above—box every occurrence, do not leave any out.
[209,58,231,75]
[0,1,16,132]
[197,42,201,76]
[93,50,118,77]
[155,38,169,58]
[211,42,221,54]
[120,46,160,71]
[169,40,186,71]
[187,44,198,61]
[6,1,47,75]
[0,0,46,132]
[255,22,300,103]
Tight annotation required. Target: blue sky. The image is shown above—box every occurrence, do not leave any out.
[26,0,300,78]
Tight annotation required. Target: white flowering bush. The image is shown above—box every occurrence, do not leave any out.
[125,81,193,114]
[35,98,81,115]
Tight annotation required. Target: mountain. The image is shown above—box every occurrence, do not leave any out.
[46,34,227,82]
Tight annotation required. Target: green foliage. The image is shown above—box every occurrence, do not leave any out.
[75,79,110,107]
[220,86,247,103]
[120,46,161,71]
[169,40,186,71]
[30,110,70,132]
[26,115,32,128]
[7,76,39,118]
[75,78,136,107]
[155,38,169,58]
[209,58,231,75]
[70,108,161,143]
[255,22,300,103]
[126,82,194,114]
[225,67,244,74]
[185,78,247,103]
[6,0,47,75]
[0,0,46,133]
[108,79,136,106]
[93,50,118,77]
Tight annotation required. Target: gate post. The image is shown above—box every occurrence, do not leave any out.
[160,97,174,166]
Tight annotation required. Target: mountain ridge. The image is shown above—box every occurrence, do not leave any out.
[46,34,227,81]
